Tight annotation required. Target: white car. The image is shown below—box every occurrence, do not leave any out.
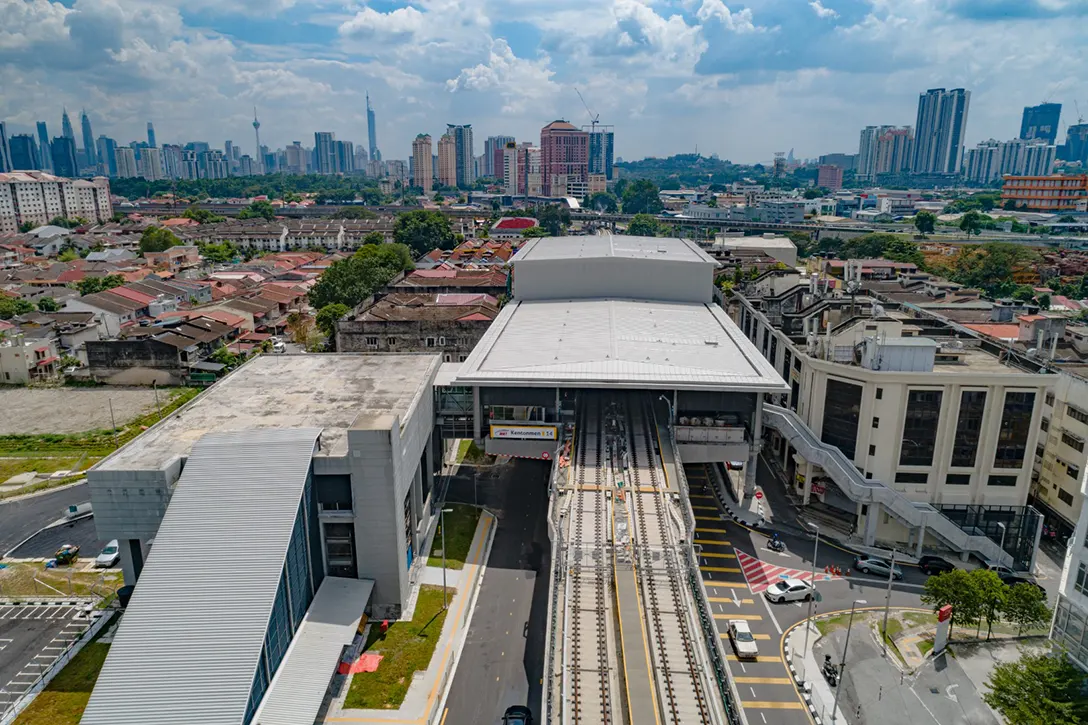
[95,540,120,568]
[727,620,759,660]
[764,578,815,603]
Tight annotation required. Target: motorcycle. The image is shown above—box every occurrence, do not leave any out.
[822,655,838,687]
[767,537,786,553]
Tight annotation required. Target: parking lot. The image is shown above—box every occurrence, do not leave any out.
[0,603,91,717]
[7,516,108,561]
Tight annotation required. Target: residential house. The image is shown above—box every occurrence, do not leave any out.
[0,333,59,384]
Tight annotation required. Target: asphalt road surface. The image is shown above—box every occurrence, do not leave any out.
[0,604,89,717]
[0,484,89,556]
[8,515,108,561]
[442,459,550,725]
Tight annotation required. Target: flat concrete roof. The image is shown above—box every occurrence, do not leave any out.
[454,298,788,392]
[512,234,718,265]
[98,354,441,471]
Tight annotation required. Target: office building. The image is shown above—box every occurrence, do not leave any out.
[483,135,514,178]
[816,164,843,191]
[520,144,542,196]
[587,127,615,180]
[354,146,368,172]
[95,136,117,177]
[139,147,164,181]
[80,110,97,171]
[0,122,10,173]
[447,124,474,187]
[1020,103,1061,144]
[314,132,337,175]
[61,108,75,142]
[35,122,53,172]
[912,88,971,174]
[437,133,457,188]
[9,135,41,171]
[147,122,157,149]
[540,120,589,197]
[1063,124,1088,166]
[0,171,113,234]
[336,140,355,174]
[412,134,433,192]
[114,147,137,179]
[1002,174,1088,212]
[366,92,380,162]
[284,142,306,175]
[51,136,78,178]
[818,152,857,171]
[502,141,519,195]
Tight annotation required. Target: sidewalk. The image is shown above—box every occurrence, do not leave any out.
[321,510,496,725]
[784,621,846,725]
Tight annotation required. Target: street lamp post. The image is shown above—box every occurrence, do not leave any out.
[831,599,867,722]
[881,549,897,656]
[801,521,820,682]
[997,521,1008,568]
[441,507,453,610]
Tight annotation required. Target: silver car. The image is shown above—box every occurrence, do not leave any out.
[95,540,120,568]
[728,620,759,659]
[854,556,903,580]
[764,578,815,603]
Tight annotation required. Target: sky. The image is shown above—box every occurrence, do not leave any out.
[1,0,1087,165]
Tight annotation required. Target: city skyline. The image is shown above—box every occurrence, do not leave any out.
[2,1,1088,165]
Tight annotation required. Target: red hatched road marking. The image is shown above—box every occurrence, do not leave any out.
[734,549,841,593]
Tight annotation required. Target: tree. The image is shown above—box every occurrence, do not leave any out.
[626,214,660,237]
[58,248,79,262]
[521,226,550,238]
[307,243,414,310]
[971,569,1007,639]
[621,179,664,215]
[139,226,181,254]
[586,192,619,213]
[984,649,1088,725]
[1013,284,1036,302]
[1038,293,1052,310]
[803,188,825,199]
[18,221,36,233]
[47,216,89,229]
[182,205,226,224]
[36,297,59,312]
[1059,215,1077,223]
[198,241,238,264]
[330,206,378,220]
[921,568,983,638]
[0,297,34,319]
[393,210,455,256]
[914,211,937,238]
[361,231,384,246]
[209,345,242,371]
[285,311,317,348]
[315,303,350,342]
[536,204,571,236]
[960,210,983,237]
[76,274,125,296]
[237,200,277,221]
[882,239,924,266]
[1001,583,1051,635]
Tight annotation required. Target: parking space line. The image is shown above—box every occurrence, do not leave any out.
[721,632,772,640]
[701,565,742,573]
[694,527,729,534]
[707,597,754,604]
[700,552,737,559]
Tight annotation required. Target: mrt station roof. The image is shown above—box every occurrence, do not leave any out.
[511,234,718,265]
[453,298,788,392]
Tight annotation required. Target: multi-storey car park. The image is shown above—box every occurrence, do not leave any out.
[75,233,1052,725]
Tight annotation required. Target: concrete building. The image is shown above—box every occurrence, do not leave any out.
[857,126,913,180]
[314,132,337,175]
[1002,174,1088,212]
[50,136,78,178]
[437,133,457,188]
[411,134,433,192]
[447,124,474,187]
[1052,450,1088,672]
[484,135,514,178]
[0,171,113,234]
[913,88,971,175]
[0,333,59,384]
[115,147,137,179]
[540,120,588,198]
[1021,102,1062,144]
[966,139,1057,183]
[139,146,164,181]
[502,141,519,196]
[0,121,11,173]
[817,165,843,191]
[1031,369,1088,542]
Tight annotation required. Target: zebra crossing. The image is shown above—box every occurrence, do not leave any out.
[0,605,83,622]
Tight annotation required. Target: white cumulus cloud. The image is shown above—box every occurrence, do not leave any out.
[809,1,839,19]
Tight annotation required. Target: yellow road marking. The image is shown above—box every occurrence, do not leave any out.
[704,581,750,588]
[727,655,783,663]
[734,676,791,684]
[714,613,763,620]
[700,565,742,573]
[689,494,715,500]
[691,505,719,511]
[743,702,806,710]
[695,515,725,522]
[694,538,731,546]
[700,552,736,559]
[707,596,754,604]
[695,527,729,534]
[720,632,773,640]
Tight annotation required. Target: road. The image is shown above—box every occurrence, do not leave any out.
[685,462,930,725]
[0,484,89,556]
[8,516,107,561]
[441,459,550,725]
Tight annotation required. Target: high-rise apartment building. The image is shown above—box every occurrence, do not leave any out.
[540,120,588,197]
[501,142,519,196]
[437,133,457,187]
[314,132,337,175]
[857,126,913,180]
[9,135,41,170]
[965,138,1057,184]
[1020,103,1061,144]
[36,122,53,172]
[816,164,843,191]
[484,135,515,178]
[146,122,157,149]
[61,108,75,142]
[412,134,433,192]
[0,122,11,173]
[160,145,183,180]
[80,110,97,171]
[354,146,368,172]
[367,93,381,162]
[587,127,615,180]
[1063,124,1088,166]
[338,140,356,174]
[139,147,164,181]
[912,88,971,175]
[114,147,137,179]
[446,124,474,187]
[0,171,113,234]
[51,137,78,178]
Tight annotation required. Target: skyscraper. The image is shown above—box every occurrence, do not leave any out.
[446,124,474,187]
[336,140,355,174]
[540,120,589,197]
[252,108,263,174]
[437,133,457,187]
[412,134,433,192]
[80,110,97,170]
[912,88,971,175]
[61,108,75,142]
[314,132,337,175]
[9,135,41,170]
[36,122,53,172]
[857,125,913,180]
[484,135,515,177]
[502,141,519,195]
[1020,103,1061,144]
[96,136,118,177]
[1064,124,1088,165]
[0,122,11,173]
[51,136,78,177]
[114,147,137,179]
[147,122,157,149]
[586,127,615,180]
[366,93,381,162]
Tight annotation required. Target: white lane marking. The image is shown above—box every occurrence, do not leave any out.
[717,602,724,613]
[759,590,784,635]
[731,588,740,607]
[750,686,757,698]
[760,714,767,723]
[738,660,747,673]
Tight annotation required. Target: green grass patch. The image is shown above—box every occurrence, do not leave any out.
[13,642,110,725]
[345,585,453,709]
[427,504,481,570]
[456,440,490,465]
[918,639,934,656]
[0,455,100,484]
[902,611,938,628]
[815,614,850,636]
[0,562,123,598]
[884,617,904,640]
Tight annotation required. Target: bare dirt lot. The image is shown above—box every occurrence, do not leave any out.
[0,389,161,435]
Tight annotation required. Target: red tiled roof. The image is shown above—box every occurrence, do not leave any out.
[1016,314,1046,322]
[964,323,1020,339]
[36,355,59,366]
[457,312,494,322]
[109,286,157,305]
[493,217,537,230]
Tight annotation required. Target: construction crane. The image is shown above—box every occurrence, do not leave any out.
[575,88,599,133]
[1076,100,1085,125]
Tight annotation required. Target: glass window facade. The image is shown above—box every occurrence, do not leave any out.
[950,390,986,467]
[1053,596,1088,670]
[994,392,1036,469]
[821,379,863,460]
[900,390,943,466]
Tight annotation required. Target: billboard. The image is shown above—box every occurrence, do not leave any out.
[490,425,557,441]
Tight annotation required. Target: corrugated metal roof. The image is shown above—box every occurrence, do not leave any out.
[454,299,787,392]
[512,234,717,265]
[81,428,322,725]
[251,577,374,725]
